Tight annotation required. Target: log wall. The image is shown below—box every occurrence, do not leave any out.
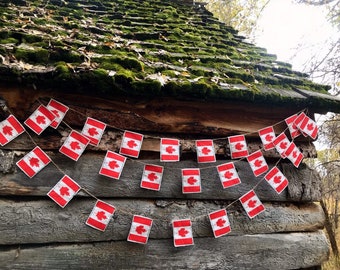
[0,92,329,269]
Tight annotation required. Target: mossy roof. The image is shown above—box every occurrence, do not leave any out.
[0,0,339,113]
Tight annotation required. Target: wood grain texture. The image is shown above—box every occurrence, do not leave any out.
[0,199,324,245]
[0,231,329,270]
[0,152,321,201]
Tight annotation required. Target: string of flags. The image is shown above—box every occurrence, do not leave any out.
[0,98,319,247]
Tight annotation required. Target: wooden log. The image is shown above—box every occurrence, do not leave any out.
[0,231,329,270]
[0,130,317,159]
[0,199,324,245]
[0,87,311,137]
[0,153,321,201]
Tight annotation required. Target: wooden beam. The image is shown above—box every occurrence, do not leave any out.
[0,231,329,270]
[0,199,324,245]
[0,154,321,201]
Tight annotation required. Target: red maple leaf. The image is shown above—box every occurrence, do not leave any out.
[2,125,13,136]
[265,134,273,141]
[307,123,314,131]
[224,170,233,179]
[235,142,244,151]
[216,218,226,227]
[108,160,119,169]
[70,141,81,150]
[52,109,60,118]
[96,211,107,220]
[135,225,146,235]
[178,227,189,237]
[187,177,197,185]
[88,127,98,137]
[147,172,158,181]
[29,157,40,167]
[274,176,282,184]
[127,140,137,148]
[59,186,70,196]
[247,200,257,208]
[254,159,263,167]
[36,115,46,125]
[166,146,175,154]
[279,142,287,149]
[201,147,211,155]
[292,151,297,158]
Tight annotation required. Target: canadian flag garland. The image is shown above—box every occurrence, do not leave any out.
[1,99,323,246]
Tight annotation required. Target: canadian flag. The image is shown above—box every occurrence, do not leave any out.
[182,168,201,193]
[239,190,265,219]
[160,138,180,162]
[140,164,164,191]
[24,105,56,135]
[119,131,143,158]
[209,209,231,238]
[294,112,318,140]
[284,142,304,168]
[216,162,241,189]
[47,175,81,208]
[264,167,289,194]
[16,146,51,178]
[285,114,301,139]
[0,115,25,146]
[172,219,194,247]
[86,200,115,231]
[273,132,290,158]
[47,99,69,129]
[127,215,153,244]
[81,117,106,146]
[99,150,126,180]
[59,130,90,161]
[246,150,269,177]
[228,135,248,159]
[258,126,275,151]
[195,140,216,163]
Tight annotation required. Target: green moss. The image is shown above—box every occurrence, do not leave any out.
[14,48,49,64]
[131,79,162,96]
[114,68,135,85]
[0,37,18,44]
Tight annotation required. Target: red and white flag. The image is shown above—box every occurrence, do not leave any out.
[285,114,301,139]
[127,215,153,244]
[284,142,304,168]
[196,140,216,163]
[24,105,56,135]
[172,219,194,247]
[294,112,318,140]
[140,164,164,191]
[160,138,180,162]
[47,175,81,208]
[216,162,241,189]
[209,209,231,238]
[258,126,275,151]
[239,190,265,219]
[273,132,290,158]
[16,146,51,178]
[81,117,106,146]
[47,99,69,129]
[0,115,25,146]
[86,200,115,231]
[228,135,248,159]
[264,167,288,194]
[119,131,143,158]
[59,130,89,161]
[99,150,126,180]
[247,150,269,177]
[182,168,201,193]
